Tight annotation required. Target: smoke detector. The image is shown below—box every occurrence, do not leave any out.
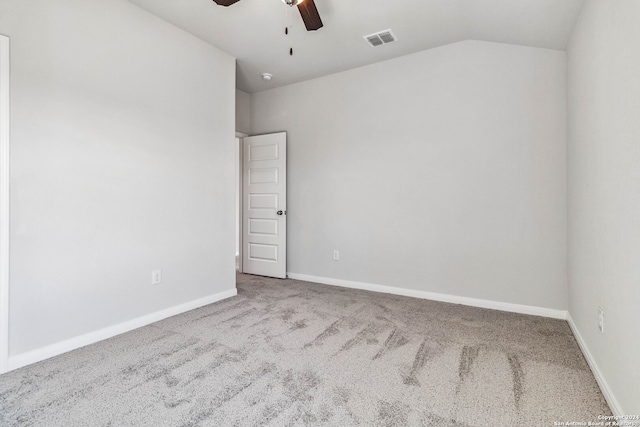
[363,29,398,47]
[262,73,273,81]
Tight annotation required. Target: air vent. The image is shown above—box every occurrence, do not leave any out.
[363,29,398,47]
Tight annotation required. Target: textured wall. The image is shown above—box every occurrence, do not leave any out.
[567,0,640,414]
[252,40,567,310]
[0,0,236,356]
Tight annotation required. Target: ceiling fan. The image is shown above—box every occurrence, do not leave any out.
[212,0,323,31]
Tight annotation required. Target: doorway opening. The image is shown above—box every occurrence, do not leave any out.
[241,133,287,278]
[235,132,287,279]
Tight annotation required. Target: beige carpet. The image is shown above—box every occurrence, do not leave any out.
[0,273,611,426]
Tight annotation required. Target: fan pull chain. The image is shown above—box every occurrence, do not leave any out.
[284,5,293,56]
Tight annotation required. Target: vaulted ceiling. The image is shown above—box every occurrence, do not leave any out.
[127,0,585,93]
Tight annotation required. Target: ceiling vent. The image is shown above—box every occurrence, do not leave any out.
[363,29,398,47]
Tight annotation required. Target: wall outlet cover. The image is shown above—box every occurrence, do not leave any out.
[598,307,604,333]
[152,270,162,285]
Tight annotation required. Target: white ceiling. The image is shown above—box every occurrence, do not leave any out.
[127,0,585,93]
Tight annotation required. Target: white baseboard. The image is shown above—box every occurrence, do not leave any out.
[566,314,623,416]
[287,273,567,320]
[7,288,237,372]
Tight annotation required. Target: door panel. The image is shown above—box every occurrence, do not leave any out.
[248,193,278,210]
[248,168,279,185]
[248,219,278,236]
[242,132,286,278]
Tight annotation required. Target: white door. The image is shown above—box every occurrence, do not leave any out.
[242,132,287,278]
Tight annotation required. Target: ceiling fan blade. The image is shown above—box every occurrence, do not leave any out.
[212,0,241,6]
[297,0,323,31]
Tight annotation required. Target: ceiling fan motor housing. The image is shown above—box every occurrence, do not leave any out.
[213,0,322,31]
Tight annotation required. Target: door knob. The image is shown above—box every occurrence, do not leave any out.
[277,210,283,215]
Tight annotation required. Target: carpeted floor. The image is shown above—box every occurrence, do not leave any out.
[0,273,611,426]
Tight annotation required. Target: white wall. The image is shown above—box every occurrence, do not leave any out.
[567,0,640,414]
[0,0,236,357]
[235,89,251,134]
[252,40,567,310]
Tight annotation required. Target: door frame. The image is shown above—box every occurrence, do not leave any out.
[235,132,247,274]
[0,34,11,374]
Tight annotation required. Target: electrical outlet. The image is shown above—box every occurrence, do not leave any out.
[598,307,604,333]
[152,270,162,285]
[333,250,339,261]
